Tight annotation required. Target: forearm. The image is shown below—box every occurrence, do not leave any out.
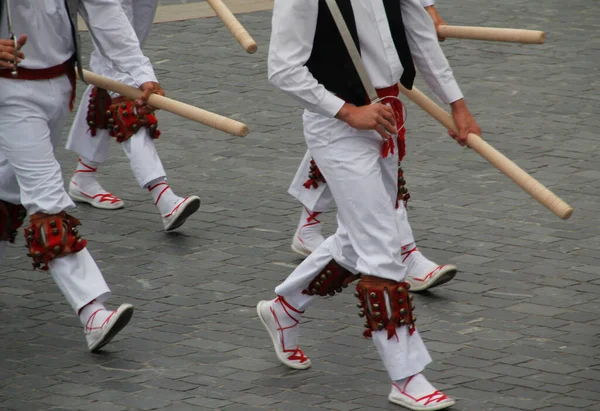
[402,0,462,103]
[268,0,344,117]
[79,0,157,86]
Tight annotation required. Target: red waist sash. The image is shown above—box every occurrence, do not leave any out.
[368,84,407,161]
[0,59,77,111]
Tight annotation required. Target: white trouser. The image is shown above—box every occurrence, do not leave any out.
[66,85,166,188]
[275,111,429,381]
[288,149,335,213]
[65,0,164,188]
[0,76,111,312]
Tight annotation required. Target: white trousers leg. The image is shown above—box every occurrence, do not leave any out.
[65,85,112,164]
[288,150,335,212]
[0,77,111,312]
[49,249,111,312]
[276,116,428,381]
[122,128,167,188]
[66,87,167,188]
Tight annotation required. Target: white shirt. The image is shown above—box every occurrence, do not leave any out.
[268,0,461,119]
[0,0,156,85]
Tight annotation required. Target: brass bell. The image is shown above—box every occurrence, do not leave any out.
[325,269,333,276]
[123,111,129,117]
[356,303,363,309]
[108,118,115,124]
[53,246,61,254]
[342,283,348,288]
[49,221,56,228]
[373,303,380,310]
[405,283,411,290]
[409,294,413,301]
[88,121,95,127]
[328,290,335,296]
[118,133,124,139]
[374,312,382,319]
[315,281,322,288]
[335,287,342,293]
[364,322,370,328]
[398,298,404,304]
[400,308,406,315]
[369,292,376,299]
[358,310,365,318]
[309,173,316,180]
[52,228,59,235]
[106,110,111,116]
[377,322,384,331]
[400,319,406,325]
[149,124,157,131]
[320,274,327,281]
[354,291,360,298]
[412,316,416,322]
[34,251,42,257]
[121,103,127,109]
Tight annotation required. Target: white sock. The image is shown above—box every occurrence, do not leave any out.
[270,296,303,350]
[297,206,325,244]
[401,243,439,279]
[147,178,182,216]
[79,300,107,327]
[394,373,437,397]
[71,157,108,196]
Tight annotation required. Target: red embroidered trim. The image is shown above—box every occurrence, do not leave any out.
[392,380,450,405]
[270,296,308,364]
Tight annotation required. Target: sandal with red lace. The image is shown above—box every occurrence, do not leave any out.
[257,296,312,370]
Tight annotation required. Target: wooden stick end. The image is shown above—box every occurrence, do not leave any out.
[559,207,574,220]
[246,42,258,54]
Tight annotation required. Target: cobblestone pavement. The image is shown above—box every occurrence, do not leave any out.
[1,1,599,410]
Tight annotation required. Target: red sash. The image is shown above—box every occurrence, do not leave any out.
[368,84,407,161]
[0,59,77,111]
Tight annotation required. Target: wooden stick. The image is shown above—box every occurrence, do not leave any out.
[80,69,248,137]
[438,25,545,44]
[398,85,573,220]
[205,0,258,54]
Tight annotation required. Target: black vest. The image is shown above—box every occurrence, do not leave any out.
[305,0,415,107]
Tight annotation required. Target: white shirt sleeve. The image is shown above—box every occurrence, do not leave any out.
[79,0,157,86]
[401,0,463,104]
[268,0,346,118]
[420,0,435,7]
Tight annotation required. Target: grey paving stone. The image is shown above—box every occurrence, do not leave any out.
[1,1,599,410]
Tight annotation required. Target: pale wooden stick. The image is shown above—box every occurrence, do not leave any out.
[398,85,573,220]
[80,69,248,137]
[438,25,545,44]
[205,0,258,54]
